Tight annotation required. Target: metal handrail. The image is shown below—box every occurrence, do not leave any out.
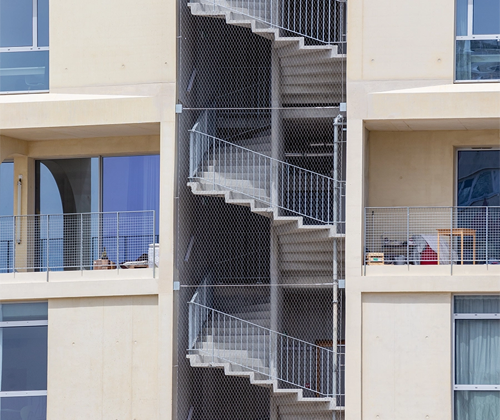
[364,206,500,268]
[188,273,214,348]
[189,130,345,224]
[188,301,343,398]
[0,210,156,274]
[190,0,347,45]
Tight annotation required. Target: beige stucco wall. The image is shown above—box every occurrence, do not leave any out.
[47,296,159,420]
[362,293,452,420]
[50,0,176,89]
[368,129,500,207]
[348,0,454,83]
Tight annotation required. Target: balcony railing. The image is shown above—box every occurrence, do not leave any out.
[365,207,500,267]
[0,210,157,275]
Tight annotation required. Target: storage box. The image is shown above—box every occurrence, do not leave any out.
[148,243,159,268]
[93,259,117,270]
[366,252,384,265]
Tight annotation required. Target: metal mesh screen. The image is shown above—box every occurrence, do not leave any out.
[365,207,500,267]
[176,0,346,417]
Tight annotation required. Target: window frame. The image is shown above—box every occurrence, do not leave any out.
[456,0,500,40]
[452,295,500,420]
[0,0,49,94]
[0,302,48,401]
[0,0,49,53]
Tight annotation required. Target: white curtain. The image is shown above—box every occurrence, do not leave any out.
[455,296,500,420]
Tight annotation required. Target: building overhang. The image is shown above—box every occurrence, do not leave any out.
[365,83,500,131]
[0,93,162,135]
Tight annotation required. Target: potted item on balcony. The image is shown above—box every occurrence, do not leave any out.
[93,248,117,270]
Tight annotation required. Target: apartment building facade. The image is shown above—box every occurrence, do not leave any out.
[346,0,500,419]
[0,0,176,418]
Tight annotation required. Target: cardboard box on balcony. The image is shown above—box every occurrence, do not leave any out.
[366,252,384,265]
[93,259,117,270]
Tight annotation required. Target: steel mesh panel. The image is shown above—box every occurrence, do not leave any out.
[0,211,155,272]
[176,0,346,416]
[365,206,500,267]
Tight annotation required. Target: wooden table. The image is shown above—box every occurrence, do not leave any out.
[436,228,476,265]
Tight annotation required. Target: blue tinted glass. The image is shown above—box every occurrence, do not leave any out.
[456,0,468,36]
[102,156,159,263]
[0,396,47,420]
[0,302,48,321]
[103,155,160,224]
[0,0,33,47]
[37,0,49,47]
[0,162,14,216]
[456,40,500,80]
[474,0,500,34]
[0,51,49,93]
[1,326,48,391]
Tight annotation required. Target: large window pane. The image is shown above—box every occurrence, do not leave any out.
[0,162,13,216]
[473,0,500,35]
[455,319,500,385]
[456,0,468,36]
[455,391,500,420]
[0,51,49,93]
[456,40,500,81]
[0,0,33,47]
[455,295,500,313]
[0,326,48,391]
[37,0,49,47]
[0,395,47,420]
[0,302,48,321]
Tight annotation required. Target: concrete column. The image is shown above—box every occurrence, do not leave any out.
[13,156,35,272]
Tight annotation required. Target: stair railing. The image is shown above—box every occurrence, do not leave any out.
[194,0,346,45]
[188,273,214,349]
[187,302,341,398]
[189,131,345,225]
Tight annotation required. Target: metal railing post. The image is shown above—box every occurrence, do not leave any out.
[12,216,16,274]
[117,212,120,273]
[485,207,489,268]
[46,215,49,280]
[80,213,83,272]
[407,207,410,267]
[153,210,156,278]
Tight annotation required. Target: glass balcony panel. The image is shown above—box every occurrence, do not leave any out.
[0,51,49,93]
[0,396,47,420]
[0,0,33,47]
[456,40,500,81]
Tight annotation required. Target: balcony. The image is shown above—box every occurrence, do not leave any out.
[364,207,500,276]
[0,210,158,281]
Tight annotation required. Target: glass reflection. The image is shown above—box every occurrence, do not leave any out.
[1,326,48,392]
[0,0,33,47]
[0,396,47,420]
[0,51,49,93]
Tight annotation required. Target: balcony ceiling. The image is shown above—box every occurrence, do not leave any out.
[365,83,500,131]
[0,122,160,141]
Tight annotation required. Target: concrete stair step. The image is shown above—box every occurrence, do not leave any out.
[280,241,335,253]
[281,252,333,263]
[277,44,338,58]
[281,261,333,272]
[280,275,335,286]
[282,83,343,96]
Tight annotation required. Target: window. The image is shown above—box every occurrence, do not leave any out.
[0,302,48,420]
[455,0,500,80]
[454,295,500,420]
[0,0,49,93]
